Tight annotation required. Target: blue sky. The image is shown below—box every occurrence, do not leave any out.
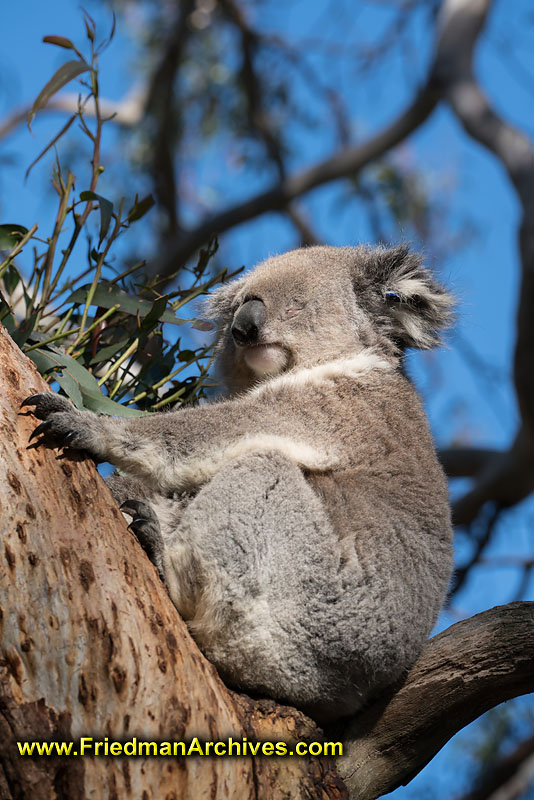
[1,1,533,796]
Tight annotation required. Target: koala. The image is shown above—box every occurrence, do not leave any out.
[22,244,453,726]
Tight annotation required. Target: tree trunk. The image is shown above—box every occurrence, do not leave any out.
[0,324,346,799]
[1,324,533,800]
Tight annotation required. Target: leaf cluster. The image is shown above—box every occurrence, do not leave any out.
[0,18,239,416]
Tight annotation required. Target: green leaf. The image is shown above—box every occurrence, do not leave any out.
[127,194,155,223]
[191,318,214,332]
[0,286,16,331]
[65,282,191,326]
[83,11,96,42]
[141,295,169,331]
[29,350,85,409]
[27,346,147,417]
[28,60,90,129]
[80,191,114,245]
[42,35,77,51]
[10,311,39,348]
[0,224,29,251]
[89,337,130,365]
[2,263,21,295]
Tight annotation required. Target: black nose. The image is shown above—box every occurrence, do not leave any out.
[231,299,266,346]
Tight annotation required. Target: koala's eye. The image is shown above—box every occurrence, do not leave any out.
[385,291,401,306]
[285,300,306,318]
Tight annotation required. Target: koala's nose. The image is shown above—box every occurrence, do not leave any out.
[231,299,266,346]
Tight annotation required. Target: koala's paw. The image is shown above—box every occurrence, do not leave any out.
[120,499,165,580]
[21,392,94,451]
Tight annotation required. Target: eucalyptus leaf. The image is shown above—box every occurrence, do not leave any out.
[10,311,39,348]
[89,337,129,364]
[0,224,29,251]
[141,295,169,331]
[65,282,191,325]
[42,35,77,51]
[25,115,76,179]
[191,318,214,332]
[27,346,147,417]
[127,194,155,222]
[80,191,114,245]
[76,382,148,417]
[28,60,90,128]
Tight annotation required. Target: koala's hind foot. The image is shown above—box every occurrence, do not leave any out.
[120,499,165,580]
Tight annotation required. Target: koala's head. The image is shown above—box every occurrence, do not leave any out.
[205,245,453,394]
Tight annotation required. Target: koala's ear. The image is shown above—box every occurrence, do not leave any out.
[370,245,454,349]
[202,277,244,320]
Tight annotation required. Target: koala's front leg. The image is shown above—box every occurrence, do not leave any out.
[21,393,114,457]
[21,392,177,489]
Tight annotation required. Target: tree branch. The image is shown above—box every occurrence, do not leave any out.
[439,446,501,478]
[0,322,346,798]
[436,0,534,523]
[148,0,503,278]
[333,601,534,800]
[149,74,440,277]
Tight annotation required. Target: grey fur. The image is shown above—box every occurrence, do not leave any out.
[24,244,453,728]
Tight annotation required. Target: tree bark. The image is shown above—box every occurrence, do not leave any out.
[1,324,533,800]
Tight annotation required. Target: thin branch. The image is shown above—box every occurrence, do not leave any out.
[448,504,500,599]
[333,601,534,800]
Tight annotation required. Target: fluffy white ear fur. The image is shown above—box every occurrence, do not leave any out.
[375,245,454,349]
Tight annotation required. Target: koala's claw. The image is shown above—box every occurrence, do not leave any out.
[29,419,53,441]
[120,499,165,580]
[22,391,88,451]
[21,392,71,419]
[20,393,44,409]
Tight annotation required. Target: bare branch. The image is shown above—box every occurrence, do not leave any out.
[285,205,322,246]
[448,504,500,598]
[334,601,534,800]
[149,78,440,277]
[150,0,499,279]
[437,0,534,444]
[219,0,286,179]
